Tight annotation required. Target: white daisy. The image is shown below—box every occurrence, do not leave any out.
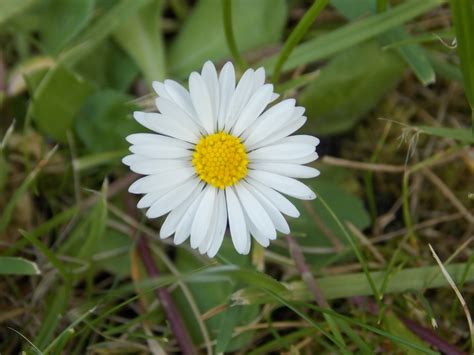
[123,61,320,257]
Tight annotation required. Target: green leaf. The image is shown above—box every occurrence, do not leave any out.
[232,262,474,304]
[418,125,474,144]
[31,65,95,142]
[383,312,428,355]
[0,0,36,26]
[450,0,474,110]
[74,40,139,91]
[114,0,166,84]
[168,0,287,77]
[262,0,443,73]
[0,256,40,275]
[75,90,140,153]
[95,229,132,277]
[38,0,94,55]
[299,41,405,135]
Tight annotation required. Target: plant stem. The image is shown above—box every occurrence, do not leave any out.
[272,0,330,83]
[222,0,246,72]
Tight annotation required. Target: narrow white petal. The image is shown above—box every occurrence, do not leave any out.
[155,97,202,134]
[248,143,315,161]
[249,163,320,179]
[122,154,143,166]
[126,133,194,149]
[189,72,214,133]
[137,189,168,209]
[130,145,192,159]
[276,134,320,147]
[128,167,195,194]
[252,115,307,150]
[246,177,300,217]
[146,178,201,218]
[242,99,295,148]
[133,111,199,143]
[246,215,270,247]
[201,61,220,130]
[224,68,255,132]
[235,184,276,240]
[129,159,192,175]
[242,181,289,234]
[164,79,197,119]
[190,186,217,248]
[207,190,227,257]
[226,186,248,254]
[217,62,236,130]
[248,170,316,200]
[152,81,172,100]
[285,152,319,165]
[252,67,266,91]
[231,84,274,137]
[174,190,205,245]
[160,182,204,239]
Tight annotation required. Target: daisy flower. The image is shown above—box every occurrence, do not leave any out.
[123,61,320,257]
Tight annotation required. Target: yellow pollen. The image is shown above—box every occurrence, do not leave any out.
[192,132,248,189]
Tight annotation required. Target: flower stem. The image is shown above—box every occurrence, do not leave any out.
[272,0,330,83]
[222,0,247,72]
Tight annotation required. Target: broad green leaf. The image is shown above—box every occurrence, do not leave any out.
[173,244,258,350]
[450,0,474,110]
[169,0,287,77]
[299,41,405,135]
[287,171,370,268]
[232,262,474,304]
[75,90,140,153]
[38,0,94,55]
[0,0,36,26]
[418,126,474,144]
[262,0,443,73]
[384,312,428,355]
[31,65,95,142]
[74,40,139,91]
[0,256,40,275]
[114,0,166,84]
[332,0,435,86]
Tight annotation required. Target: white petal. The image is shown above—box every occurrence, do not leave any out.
[217,62,235,130]
[224,68,255,132]
[174,190,205,245]
[122,154,144,166]
[126,133,194,149]
[246,177,300,218]
[201,61,219,130]
[231,84,274,137]
[276,134,320,147]
[242,181,289,234]
[248,170,316,200]
[246,215,270,247]
[160,182,205,239]
[252,115,307,150]
[225,186,249,254]
[286,152,319,165]
[146,178,201,218]
[155,97,202,134]
[128,167,195,194]
[242,99,296,148]
[152,81,172,100]
[189,72,214,134]
[252,67,266,91]
[133,112,199,143]
[128,159,192,175]
[235,184,276,240]
[130,145,192,159]
[207,190,227,257]
[248,143,315,161]
[249,163,320,179]
[164,79,197,119]
[190,186,217,248]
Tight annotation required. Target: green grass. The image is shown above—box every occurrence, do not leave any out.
[0,0,473,354]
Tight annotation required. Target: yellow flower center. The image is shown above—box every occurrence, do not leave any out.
[192,132,248,189]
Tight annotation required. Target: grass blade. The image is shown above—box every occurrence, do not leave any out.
[0,256,40,275]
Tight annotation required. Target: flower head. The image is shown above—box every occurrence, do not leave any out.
[123,61,320,257]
